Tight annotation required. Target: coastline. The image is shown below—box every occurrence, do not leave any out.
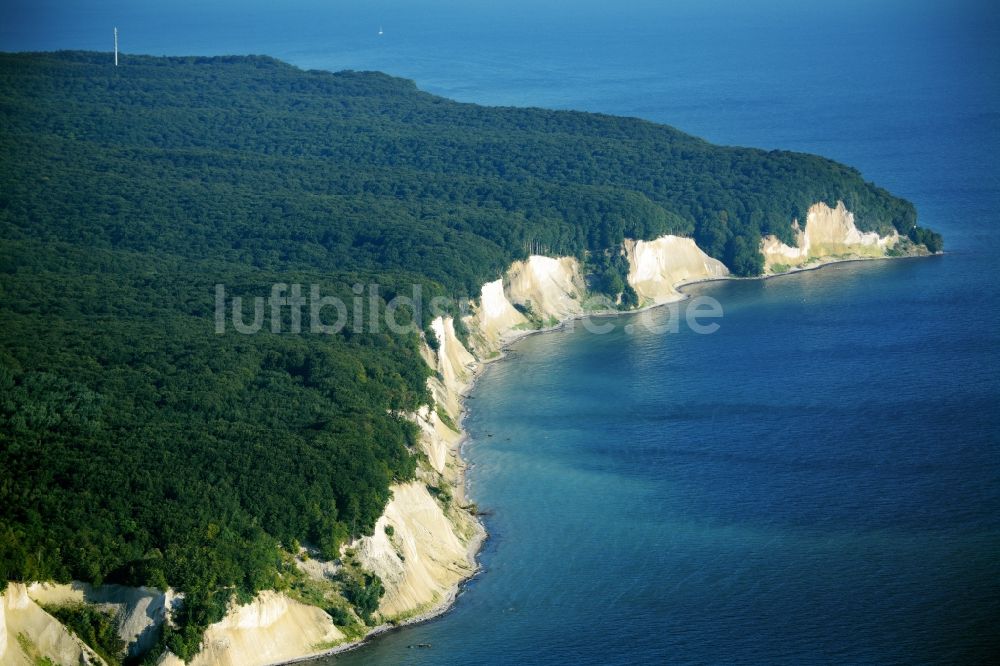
[276,530,484,664]
[285,248,933,665]
[2,232,934,666]
[343,209,938,662]
[677,251,938,297]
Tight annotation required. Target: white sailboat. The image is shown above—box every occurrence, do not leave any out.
[378,25,383,36]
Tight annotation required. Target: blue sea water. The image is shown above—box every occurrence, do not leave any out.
[4,1,998,663]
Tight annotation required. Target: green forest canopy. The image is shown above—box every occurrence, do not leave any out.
[0,51,940,657]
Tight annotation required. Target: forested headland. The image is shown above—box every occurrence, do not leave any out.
[0,51,940,660]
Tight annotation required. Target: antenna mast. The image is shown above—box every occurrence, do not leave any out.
[114,27,118,66]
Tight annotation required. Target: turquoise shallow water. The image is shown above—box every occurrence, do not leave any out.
[4,1,998,663]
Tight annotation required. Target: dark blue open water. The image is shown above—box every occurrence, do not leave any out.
[4,1,998,663]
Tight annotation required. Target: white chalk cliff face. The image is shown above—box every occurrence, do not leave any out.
[7,579,344,666]
[156,591,345,666]
[624,235,729,305]
[414,404,460,476]
[472,278,529,353]
[427,315,476,421]
[1,583,102,665]
[26,581,174,659]
[761,201,898,271]
[505,256,587,322]
[349,317,484,623]
[470,257,595,355]
[354,482,478,620]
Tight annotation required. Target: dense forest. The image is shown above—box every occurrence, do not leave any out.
[0,51,939,659]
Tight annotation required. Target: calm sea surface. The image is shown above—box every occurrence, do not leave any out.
[4,1,998,663]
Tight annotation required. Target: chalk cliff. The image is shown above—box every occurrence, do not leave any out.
[472,278,529,354]
[26,581,174,659]
[1,583,103,665]
[624,235,729,305]
[505,256,587,322]
[157,591,345,666]
[354,482,479,621]
[760,201,898,271]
